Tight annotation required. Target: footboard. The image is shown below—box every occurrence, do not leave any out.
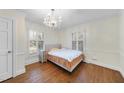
[47,54,84,72]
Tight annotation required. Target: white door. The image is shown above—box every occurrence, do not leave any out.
[0,17,12,82]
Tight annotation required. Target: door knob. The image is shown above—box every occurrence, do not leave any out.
[8,51,12,53]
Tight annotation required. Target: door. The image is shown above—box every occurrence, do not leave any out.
[0,17,12,82]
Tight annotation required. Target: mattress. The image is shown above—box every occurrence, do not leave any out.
[48,49,82,62]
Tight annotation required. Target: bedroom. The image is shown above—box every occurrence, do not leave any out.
[0,9,124,83]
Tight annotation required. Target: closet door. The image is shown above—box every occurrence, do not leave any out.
[0,17,13,82]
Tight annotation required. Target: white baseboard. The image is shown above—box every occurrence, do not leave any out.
[119,68,124,78]
[85,58,120,72]
[26,54,39,65]
[120,53,124,78]
[26,59,39,65]
[85,57,124,78]
[84,51,120,71]
[13,68,25,77]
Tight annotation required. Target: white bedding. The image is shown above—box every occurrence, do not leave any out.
[48,49,82,62]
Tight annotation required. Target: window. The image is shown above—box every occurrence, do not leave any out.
[29,30,37,54]
[72,31,85,52]
[78,32,83,52]
[29,30,44,54]
[38,32,44,50]
[72,32,77,50]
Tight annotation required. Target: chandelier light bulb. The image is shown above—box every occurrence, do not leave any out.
[43,9,62,28]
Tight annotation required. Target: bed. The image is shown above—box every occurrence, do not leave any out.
[45,44,84,72]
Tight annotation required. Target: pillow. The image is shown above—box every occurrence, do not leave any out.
[50,48,59,51]
[61,48,70,50]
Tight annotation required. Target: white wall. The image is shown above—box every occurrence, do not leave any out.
[0,10,26,77]
[120,11,124,77]
[26,20,60,44]
[85,16,120,70]
[60,16,120,71]
[25,21,40,65]
[26,20,60,65]
[15,15,27,76]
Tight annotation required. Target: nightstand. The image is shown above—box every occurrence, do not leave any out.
[39,50,46,63]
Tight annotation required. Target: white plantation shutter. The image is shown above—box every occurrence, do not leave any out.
[72,31,85,52]
[38,32,44,50]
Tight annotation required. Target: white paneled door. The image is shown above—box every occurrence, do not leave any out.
[0,17,13,82]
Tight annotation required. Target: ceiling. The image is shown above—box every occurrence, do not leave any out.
[17,9,121,29]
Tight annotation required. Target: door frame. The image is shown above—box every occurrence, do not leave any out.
[0,16,16,78]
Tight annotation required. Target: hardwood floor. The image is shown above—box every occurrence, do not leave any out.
[2,61,124,83]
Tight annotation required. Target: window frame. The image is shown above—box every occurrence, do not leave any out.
[29,30,44,54]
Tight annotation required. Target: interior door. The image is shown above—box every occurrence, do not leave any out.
[0,17,12,82]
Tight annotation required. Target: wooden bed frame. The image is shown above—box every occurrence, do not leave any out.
[45,44,84,72]
[47,53,84,72]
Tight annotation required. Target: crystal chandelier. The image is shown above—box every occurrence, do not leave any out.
[43,9,62,28]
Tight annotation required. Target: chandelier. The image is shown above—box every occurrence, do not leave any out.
[43,9,62,28]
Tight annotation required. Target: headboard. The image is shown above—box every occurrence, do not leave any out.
[45,44,61,51]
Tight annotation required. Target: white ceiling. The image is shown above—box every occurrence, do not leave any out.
[17,9,121,29]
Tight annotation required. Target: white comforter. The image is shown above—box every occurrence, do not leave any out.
[48,49,82,62]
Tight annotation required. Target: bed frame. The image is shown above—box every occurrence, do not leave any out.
[45,44,84,72]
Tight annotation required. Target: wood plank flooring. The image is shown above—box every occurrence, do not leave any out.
[2,61,124,83]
